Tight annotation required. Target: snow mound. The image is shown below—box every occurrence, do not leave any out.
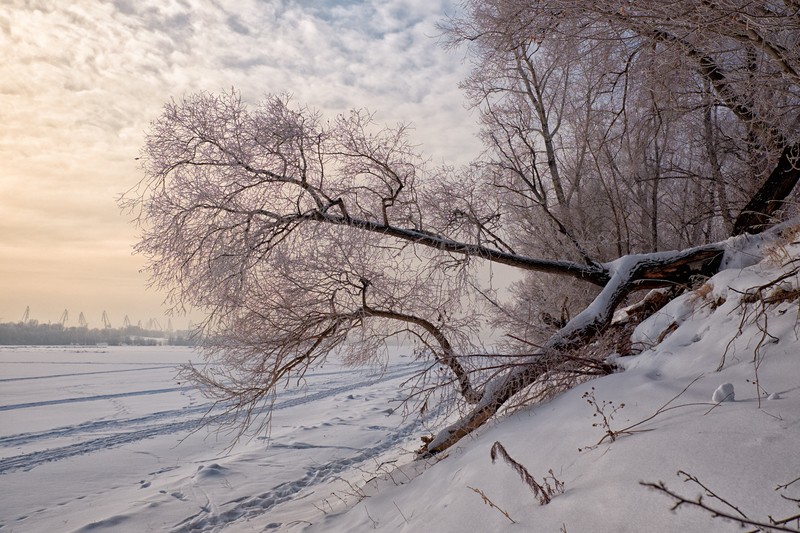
[712,383,735,402]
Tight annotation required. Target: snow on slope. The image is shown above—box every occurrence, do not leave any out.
[2,242,800,532]
[296,244,800,532]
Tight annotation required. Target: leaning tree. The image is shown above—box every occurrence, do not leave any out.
[123,0,800,454]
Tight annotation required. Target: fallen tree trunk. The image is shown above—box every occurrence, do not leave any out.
[425,244,726,454]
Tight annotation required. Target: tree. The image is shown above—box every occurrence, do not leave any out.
[439,0,800,357]
[123,0,800,454]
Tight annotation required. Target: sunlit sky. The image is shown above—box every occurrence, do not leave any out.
[0,0,480,329]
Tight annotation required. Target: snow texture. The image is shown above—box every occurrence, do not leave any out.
[3,240,800,532]
[712,383,735,402]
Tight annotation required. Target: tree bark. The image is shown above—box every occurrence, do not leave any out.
[732,143,800,235]
[307,210,611,285]
[361,305,483,404]
[425,245,725,454]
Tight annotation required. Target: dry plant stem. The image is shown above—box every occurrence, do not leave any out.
[364,505,379,529]
[642,470,800,533]
[468,486,516,524]
[490,441,563,505]
[778,476,800,492]
[333,476,367,500]
[616,375,705,432]
[583,375,709,449]
[721,274,792,406]
[582,387,628,445]
[393,501,410,524]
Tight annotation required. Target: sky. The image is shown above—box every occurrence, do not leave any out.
[0,0,480,329]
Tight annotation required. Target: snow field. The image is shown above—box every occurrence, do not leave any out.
[0,346,430,532]
[2,250,800,532]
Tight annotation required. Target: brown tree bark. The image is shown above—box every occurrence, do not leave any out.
[732,144,800,235]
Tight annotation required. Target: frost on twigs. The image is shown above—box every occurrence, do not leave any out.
[124,0,800,451]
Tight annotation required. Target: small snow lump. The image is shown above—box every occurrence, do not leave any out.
[712,383,735,402]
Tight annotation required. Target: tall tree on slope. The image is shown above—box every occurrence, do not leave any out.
[123,0,799,453]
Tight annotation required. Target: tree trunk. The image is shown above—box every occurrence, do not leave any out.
[425,245,725,454]
[732,143,800,235]
[424,138,800,453]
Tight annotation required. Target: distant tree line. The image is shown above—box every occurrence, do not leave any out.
[0,321,197,346]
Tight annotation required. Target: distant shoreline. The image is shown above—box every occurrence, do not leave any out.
[0,321,198,346]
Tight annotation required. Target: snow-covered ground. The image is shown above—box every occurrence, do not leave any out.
[0,346,430,532]
[2,247,800,532]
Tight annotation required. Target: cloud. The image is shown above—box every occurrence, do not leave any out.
[0,0,481,325]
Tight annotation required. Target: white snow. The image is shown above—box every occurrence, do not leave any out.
[0,346,431,532]
[712,383,735,402]
[3,246,800,532]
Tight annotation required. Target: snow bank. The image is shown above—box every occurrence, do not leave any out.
[3,239,800,532]
[297,243,800,533]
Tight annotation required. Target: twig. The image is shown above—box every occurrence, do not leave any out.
[642,470,800,533]
[677,470,749,520]
[364,505,379,529]
[778,475,800,491]
[394,501,410,524]
[467,486,516,523]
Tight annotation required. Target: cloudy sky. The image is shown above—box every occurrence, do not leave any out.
[0,0,480,329]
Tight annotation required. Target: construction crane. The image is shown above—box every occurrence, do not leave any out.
[123,315,131,328]
[101,311,112,329]
[78,312,88,328]
[20,306,30,324]
[59,309,69,326]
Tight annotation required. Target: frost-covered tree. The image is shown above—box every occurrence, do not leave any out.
[444,0,800,347]
[123,0,800,454]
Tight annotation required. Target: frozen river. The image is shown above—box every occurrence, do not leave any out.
[0,345,427,532]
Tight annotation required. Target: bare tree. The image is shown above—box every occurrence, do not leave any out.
[124,0,800,454]
[446,0,800,237]
[441,0,800,349]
